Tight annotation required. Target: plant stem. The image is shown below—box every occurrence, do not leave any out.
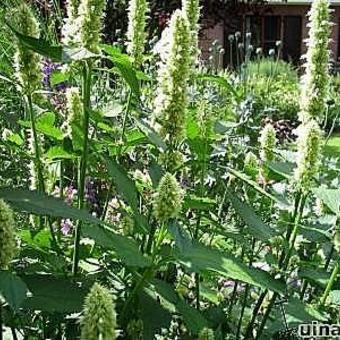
[120,89,133,144]
[0,303,3,340]
[320,257,339,306]
[236,238,256,339]
[122,225,167,320]
[255,194,306,339]
[72,61,92,276]
[244,290,267,339]
[26,94,45,193]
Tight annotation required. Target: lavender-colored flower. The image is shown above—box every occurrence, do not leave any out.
[61,219,74,235]
[52,186,77,205]
[42,58,67,112]
[43,59,66,91]
[64,186,78,205]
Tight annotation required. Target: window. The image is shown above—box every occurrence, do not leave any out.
[263,16,281,52]
[244,15,302,63]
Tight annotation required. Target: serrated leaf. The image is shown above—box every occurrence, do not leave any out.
[0,271,28,310]
[298,267,331,288]
[36,112,64,140]
[105,159,139,211]
[197,74,240,99]
[0,189,149,267]
[313,187,340,215]
[151,279,208,334]
[226,189,277,241]
[21,275,89,313]
[45,146,76,160]
[177,242,285,294]
[101,44,140,98]
[184,195,216,211]
[7,22,97,63]
[50,71,69,86]
[135,118,167,151]
[227,167,290,208]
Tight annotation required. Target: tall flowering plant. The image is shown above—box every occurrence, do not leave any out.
[299,0,331,124]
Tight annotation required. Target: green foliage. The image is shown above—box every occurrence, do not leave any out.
[0,0,339,339]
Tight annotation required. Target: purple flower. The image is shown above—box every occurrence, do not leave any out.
[64,186,77,205]
[61,219,74,235]
[43,59,65,91]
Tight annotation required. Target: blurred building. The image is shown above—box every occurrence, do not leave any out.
[199,0,340,65]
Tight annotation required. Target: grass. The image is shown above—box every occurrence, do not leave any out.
[325,133,340,156]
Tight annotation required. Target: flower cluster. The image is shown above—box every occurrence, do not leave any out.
[43,59,67,111]
[126,0,149,66]
[154,10,191,144]
[63,87,83,138]
[78,0,106,53]
[27,129,42,191]
[259,123,277,163]
[13,3,42,94]
[244,151,259,179]
[294,119,322,192]
[299,0,331,123]
[182,0,200,66]
[81,283,117,340]
[0,199,17,269]
[153,173,184,224]
[62,0,81,46]
[61,219,74,235]
[198,327,215,340]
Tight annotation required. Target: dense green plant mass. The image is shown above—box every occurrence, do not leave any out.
[0,0,340,339]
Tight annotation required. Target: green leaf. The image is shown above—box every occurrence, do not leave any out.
[135,119,167,151]
[21,275,90,313]
[0,271,28,310]
[298,267,331,288]
[7,22,97,63]
[285,297,327,322]
[313,187,340,215]
[36,112,64,140]
[330,290,340,305]
[300,225,331,243]
[50,71,69,86]
[139,290,172,339]
[0,189,149,267]
[184,195,216,211]
[177,242,285,294]
[45,146,76,160]
[225,190,277,241]
[6,133,24,146]
[7,22,62,61]
[101,44,140,98]
[266,161,294,180]
[0,188,99,224]
[197,74,240,99]
[151,279,208,334]
[168,221,192,253]
[19,113,64,140]
[20,229,51,249]
[214,120,239,134]
[82,224,150,267]
[227,167,290,208]
[105,159,139,212]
